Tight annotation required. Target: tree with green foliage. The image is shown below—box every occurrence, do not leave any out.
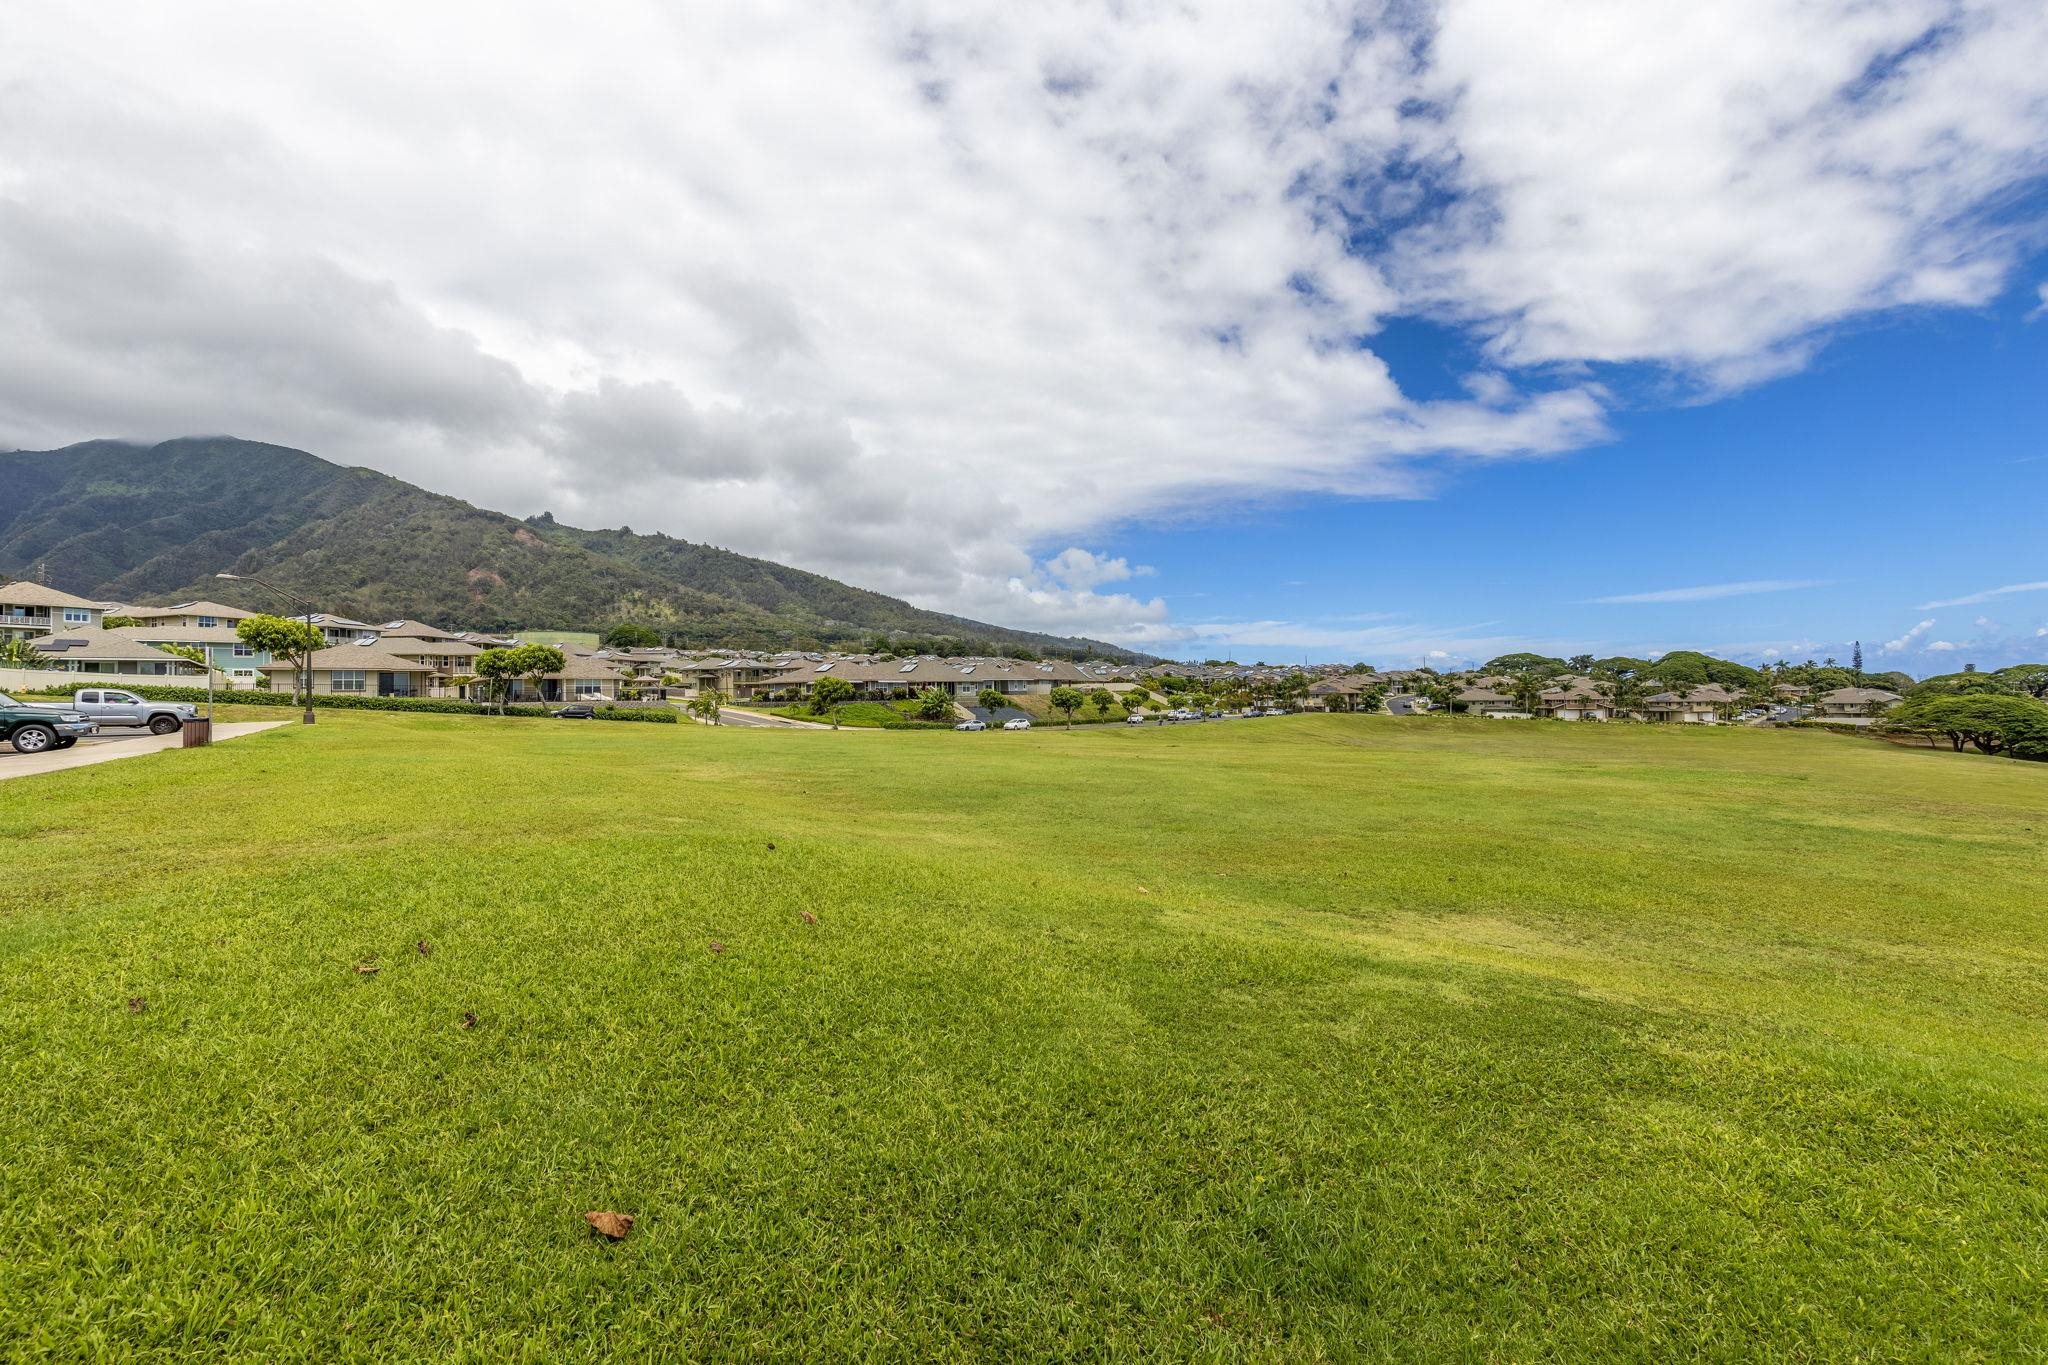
[1358,685,1389,715]
[511,643,567,708]
[1422,678,1460,714]
[472,647,523,714]
[1049,685,1085,728]
[687,688,725,725]
[1510,673,1547,715]
[600,622,663,649]
[811,674,855,718]
[1568,654,1594,673]
[1089,688,1117,718]
[976,685,1008,717]
[0,638,47,669]
[101,614,140,630]
[914,686,954,721]
[1999,664,2048,700]
[157,642,220,682]
[236,614,324,720]
[1485,652,1567,676]
[1598,673,1645,718]
[1880,693,2048,758]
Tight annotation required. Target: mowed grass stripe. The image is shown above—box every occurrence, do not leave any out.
[1,713,2043,1359]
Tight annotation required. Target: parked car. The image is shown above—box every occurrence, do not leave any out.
[0,691,97,754]
[31,687,196,735]
[1261,707,1289,717]
[551,703,596,719]
[1126,712,1149,724]
[954,719,986,731]
[1002,717,1032,730]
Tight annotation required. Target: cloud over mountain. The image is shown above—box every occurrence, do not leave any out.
[4,1,2044,643]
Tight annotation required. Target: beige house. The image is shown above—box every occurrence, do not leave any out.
[1817,687,1901,721]
[259,644,435,696]
[120,600,254,630]
[112,623,270,686]
[1456,686,1523,716]
[1641,683,1734,723]
[21,626,204,677]
[1,581,106,642]
[1538,678,1614,721]
[379,638,488,696]
[758,656,1098,701]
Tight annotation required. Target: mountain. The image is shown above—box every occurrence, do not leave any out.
[0,437,1145,658]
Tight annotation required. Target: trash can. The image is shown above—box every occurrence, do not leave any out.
[180,717,213,747]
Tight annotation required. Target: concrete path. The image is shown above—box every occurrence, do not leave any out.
[0,721,292,781]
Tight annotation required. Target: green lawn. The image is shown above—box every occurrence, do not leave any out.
[2,715,2044,1359]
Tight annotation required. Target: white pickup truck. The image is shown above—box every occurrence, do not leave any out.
[31,687,200,735]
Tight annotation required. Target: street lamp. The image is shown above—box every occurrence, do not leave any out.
[216,572,318,725]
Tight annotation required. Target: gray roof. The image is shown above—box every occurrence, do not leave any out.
[0,580,103,610]
[23,627,203,665]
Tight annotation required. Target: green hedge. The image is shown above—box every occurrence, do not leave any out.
[15,681,675,722]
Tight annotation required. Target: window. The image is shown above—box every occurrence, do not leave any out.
[62,608,91,623]
[78,692,99,704]
[230,669,256,679]
[574,681,604,697]
[197,616,217,628]
[330,670,366,693]
[232,644,254,657]
[107,692,138,704]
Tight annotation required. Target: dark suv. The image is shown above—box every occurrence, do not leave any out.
[0,691,98,754]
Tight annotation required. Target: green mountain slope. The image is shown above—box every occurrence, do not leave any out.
[0,437,1141,656]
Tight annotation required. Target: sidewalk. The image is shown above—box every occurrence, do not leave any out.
[0,721,292,782]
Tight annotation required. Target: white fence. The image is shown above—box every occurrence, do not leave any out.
[0,667,81,694]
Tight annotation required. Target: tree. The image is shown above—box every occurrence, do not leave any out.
[472,647,523,714]
[1568,654,1594,673]
[601,622,662,650]
[157,642,220,682]
[1510,673,1547,715]
[101,614,140,630]
[1422,679,1459,714]
[1048,685,1085,728]
[1881,693,2048,758]
[914,686,954,720]
[976,685,1008,718]
[1358,685,1389,714]
[1851,640,1864,683]
[1089,688,1117,718]
[510,643,566,708]
[0,638,46,670]
[687,688,725,725]
[1599,673,1645,718]
[237,614,323,721]
[811,674,855,718]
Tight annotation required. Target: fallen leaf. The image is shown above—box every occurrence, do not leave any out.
[126,997,147,1013]
[766,842,776,851]
[1136,886,1151,894]
[460,1011,478,1030]
[584,1210,635,1240]
[416,939,432,956]
[799,910,817,925]
[709,940,725,954]
[353,961,380,975]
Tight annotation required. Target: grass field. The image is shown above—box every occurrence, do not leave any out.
[2,715,2044,1359]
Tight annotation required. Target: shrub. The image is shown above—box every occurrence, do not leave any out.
[593,705,678,723]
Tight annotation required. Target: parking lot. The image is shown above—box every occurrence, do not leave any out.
[0,721,290,781]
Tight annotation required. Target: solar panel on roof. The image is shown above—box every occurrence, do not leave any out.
[815,662,834,672]
[899,662,918,672]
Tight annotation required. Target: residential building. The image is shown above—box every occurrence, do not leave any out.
[1,581,105,642]
[120,600,254,631]
[111,624,272,686]
[1817,687,1902,721]
[1455,686,1523,716]
[1641,684,1733,723]
[757,656,1098,701]
[258,643,435,696]
[21,626,204,677]
[1537,678,1614,721]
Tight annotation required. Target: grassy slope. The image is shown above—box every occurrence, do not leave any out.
[1,717,2044,1359]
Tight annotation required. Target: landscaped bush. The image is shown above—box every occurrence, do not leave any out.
[592,705,678,723]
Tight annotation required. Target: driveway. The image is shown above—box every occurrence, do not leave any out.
[0,721,292,781]
[711,708,834,729]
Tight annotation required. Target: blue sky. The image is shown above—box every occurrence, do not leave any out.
[4,4,2045,674]
[1112,259,2048,673]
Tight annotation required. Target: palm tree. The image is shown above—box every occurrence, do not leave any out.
[1511,673,1546,715]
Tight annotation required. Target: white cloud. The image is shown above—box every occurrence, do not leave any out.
[1883,619,1937,652]
[1917,581,2048,609]
[1926,640,1958,651]
[1590,579,1832,605]
[2,2,2045,642]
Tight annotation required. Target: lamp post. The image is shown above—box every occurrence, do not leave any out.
[216,572,318,725]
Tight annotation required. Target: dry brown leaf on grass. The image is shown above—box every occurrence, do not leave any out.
[126,997,147,1013]
[799,911,817,925]
[584,1211,635,1240]
[460,1011,479,1030]
[353,962,380,975]
[416,939,432,956]
[709,941,725,954]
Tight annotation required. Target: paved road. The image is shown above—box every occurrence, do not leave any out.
[0,721,293,781]
[711,708,834,729]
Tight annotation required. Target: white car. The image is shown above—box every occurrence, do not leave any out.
[954,719,986,731]
[1002,717,1032,730]
[1126,712,1149,724]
